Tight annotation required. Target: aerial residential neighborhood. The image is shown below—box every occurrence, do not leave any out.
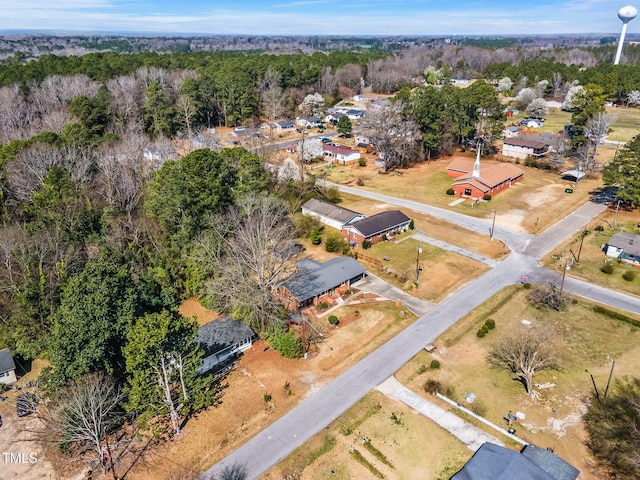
[1,4,640,480]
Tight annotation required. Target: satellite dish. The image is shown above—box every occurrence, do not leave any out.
[618,5,638,22]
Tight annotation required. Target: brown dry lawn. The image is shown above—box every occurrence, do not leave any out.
[127,299,419,480]
[324,154,602,235]
[541,208,640,297]
[266,285,640,480]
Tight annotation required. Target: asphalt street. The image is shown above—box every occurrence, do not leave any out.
[206,189,640,479]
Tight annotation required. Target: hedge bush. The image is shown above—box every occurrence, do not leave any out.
[317,302,329,311]
[362,239,372,249]
[483,194,492,201]
[446,188,455,195]
[424,379,442,394]
[267,329,303,358]
[484,318,496,329]
[430,360,441,369]
[622,270,636,281]
[477,329,486,338]
[328,315,339,326]
[601,263,614,274]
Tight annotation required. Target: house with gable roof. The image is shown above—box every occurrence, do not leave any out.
[196,316,257,373]
[452,442,579,480]
[301,198,365,230]
[0,348,17,385]
[275,257,366,310]
[322,144,361,164]
[604,232,640,266]
[502,137,549,160]
[341,210,411,246]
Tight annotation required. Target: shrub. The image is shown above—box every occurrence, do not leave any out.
[430,360,441,369]
[417,364,427,374]
[601,263,614,274]
[382,234,388,241]
[483,194,492,201]
[310,226,322,245]
[266,329,304,358]
[485,318,496,329]
[325,233,347,253]
[523,282,532,289]
[362,239,372,249]
[328,315,339,326]
[409,219,415,230]
[358,158,367,167]
[622,270,636,281]
[424,379,442,394]
[317,302,329,311]
[595,225,604,231]
[446,188,455,195]
[477,329,486,338]
[263,392,272,403]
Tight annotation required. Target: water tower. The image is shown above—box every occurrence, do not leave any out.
[614,5,638,65]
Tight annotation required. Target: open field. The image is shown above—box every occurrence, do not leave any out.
[542,209,640,297]
[261,390,470,480]
[324,155,602,234]
[266,286,640,480]
[128,299,420,480]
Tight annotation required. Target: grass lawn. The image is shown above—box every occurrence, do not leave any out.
[542,209,640,296]
[353,236,489,302]
[396,285,640,479]
[263,390,470,480]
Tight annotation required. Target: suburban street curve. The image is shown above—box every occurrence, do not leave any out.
[206,187,640,479]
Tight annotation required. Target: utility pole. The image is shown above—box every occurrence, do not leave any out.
[614,199,621,227]
[415,245,422,284]
[490,209,496,241]
[560,258,569,295]
[577,225,588,262]
[604,358,616,399]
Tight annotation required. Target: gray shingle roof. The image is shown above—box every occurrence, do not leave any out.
[302,198,363,224]
[347,210,411,238]
[196,316,256,357]
[609,232,640,257]
[0,348,16,375]
[504,138,548,150]
[521,445,580,480]
[280,257,366,303]
[452,443,555,480]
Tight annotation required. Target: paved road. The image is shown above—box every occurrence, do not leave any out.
[206,189,639,479]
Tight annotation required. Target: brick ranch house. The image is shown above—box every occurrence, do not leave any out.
[275,257,366,310]
[447,157,524,199]
[342,210,411,246]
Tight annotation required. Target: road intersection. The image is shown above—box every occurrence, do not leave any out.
[207,186,639,479]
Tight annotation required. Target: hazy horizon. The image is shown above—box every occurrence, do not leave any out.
[1,0,638,36]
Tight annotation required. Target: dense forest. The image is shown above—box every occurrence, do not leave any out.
[0,40,639,470]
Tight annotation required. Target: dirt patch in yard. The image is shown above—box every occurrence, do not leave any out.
[127,299,416,480]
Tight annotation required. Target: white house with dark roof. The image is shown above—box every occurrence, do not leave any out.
[296,116,322,128]
[196,316,257,373]
[604,232,640,266]
[502,138,549,160]
[342,210,411,246]
[273,120,295,132]
[301,198,365,230]
[322,144,361,164]
[275,257,366,310]
[0,348,17,385]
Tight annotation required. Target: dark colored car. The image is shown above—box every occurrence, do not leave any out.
[16,392,37,417]
[321,137,331,143]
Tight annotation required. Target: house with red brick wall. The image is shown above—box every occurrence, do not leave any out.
[275,257,366,310]
[447,157,524,199]
[342,210,411,246]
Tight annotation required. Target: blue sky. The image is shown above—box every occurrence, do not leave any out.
[1,0,638,35]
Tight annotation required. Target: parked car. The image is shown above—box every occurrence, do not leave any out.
[16,392,37,417]
[321,137,331,143]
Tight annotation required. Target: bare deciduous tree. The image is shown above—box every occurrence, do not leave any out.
[488,325,558,399]
[361,100,419,172]
[206,194,298,333]
[297,93,324,117]
[5,143,64,204]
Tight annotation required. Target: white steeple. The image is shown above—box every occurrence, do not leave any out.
[473,138,481,178]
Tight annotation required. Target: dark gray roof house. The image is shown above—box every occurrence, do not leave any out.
[343,210,411,241]
[0,348,17,385]
[451,442,579,480]
[196,316,257,372]
[605,232,640,264]
[277,257,366,308]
